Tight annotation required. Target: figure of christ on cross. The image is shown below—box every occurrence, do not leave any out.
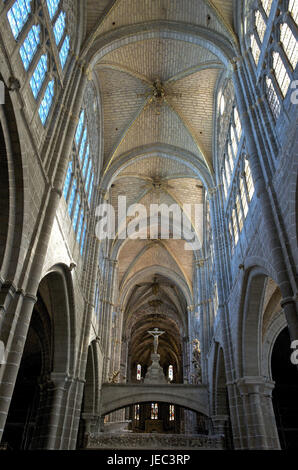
[148,327,165,354]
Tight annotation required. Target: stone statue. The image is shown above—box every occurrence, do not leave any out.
[148,327,165,354]
[191,339,202,384]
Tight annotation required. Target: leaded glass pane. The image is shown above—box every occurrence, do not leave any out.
[19,24,40,70]
[88,174,94,205]
[75,110,85,145]
[53,11,66,45]
[7,0,31,39]
[255,10,266,43]
[77,209,84,242]
[273,52,291,97]
[38,79,54,125]
[266,76,281,119]
[63,160,72,199]
[30,54,47,98]
[73,194,81,230]
[261,0,273,17]
[280,23,298,70]
[289,0,298,25]
[47,0,60,20]
[59,35,70,69]
[80,223,87,255]
[79,128,87,161]
[82,146,90,178]
[251,34,260,65]
[85,161,92,192]
[68,179,77,215]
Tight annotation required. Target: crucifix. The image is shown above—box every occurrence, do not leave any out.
[148,327,165,354]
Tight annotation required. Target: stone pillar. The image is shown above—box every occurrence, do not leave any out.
[237,376,280,450]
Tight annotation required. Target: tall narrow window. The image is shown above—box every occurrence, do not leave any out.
[261,0,273,17]
[38,79,54,125]
[280,23,298,70]
[88,175,94,205]
[75,110,85,145]
[273,52,291,97]
[169,405,175,422]
[255,10,266,42]
[73,194,81,231]
[236,195,243,232]
[68,179,77,215]
[266,76,281,119]
[53,11,66,45]
[7,0,32,39]
[137,364,141,381]
[151,403,158,420]
[30,54,47,98]
[234,108,242,140]
[251,34,261,65]
[59,35,70,69]
[289,0,298,24]
[77,209,84,243]
[168,365,174,381]
[47,0,60,19]
[19,24,41,70]
[240,177,248,218]
[80,222,87,255]
[63,161,72,199]
[245,160,255,201]
[134,405,140,421]
[79,128,87,161]
[232,209,239,245]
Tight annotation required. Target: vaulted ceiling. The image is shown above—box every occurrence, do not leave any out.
[82,0,237,369]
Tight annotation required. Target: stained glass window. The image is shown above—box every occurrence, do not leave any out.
[53,11,66,45]
[266,76,281,119]
[169,405,175,422]
[134,405,140,421]
[273,52,291,97]
[7,0,32,39]
[30,54,47,98]
[19,24,40,70]
[59,35,70,69]
[80,223,87,255]
[68,179,77,215]
[255,10,266,42]
[77,209,84,242]
[73,194,81,231]
[47,0,60,20]
[289,0,298,24]
[280,23,298,70]
[245,160,255,201]
[79,128,87,161]
[251,34,260,65]
[82,146,90,178]
[151,403,158,420]
[137,364,141,381]
[261,0,273,17]
[39,79,54,125]
[63,161,72,199]
[88,175,94,205]
[75,110,85,145]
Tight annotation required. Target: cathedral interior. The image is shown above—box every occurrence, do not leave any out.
[0,0,297,451]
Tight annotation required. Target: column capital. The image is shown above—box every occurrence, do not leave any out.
[237,376,275,396]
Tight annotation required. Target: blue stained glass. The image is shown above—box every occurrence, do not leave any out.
[63,161,72,199]
[7,0,32,39]
[47,0,60,19]
[85,161,92,192]
[19,24,40,70]
[80,223,87,255]
[79,128,87,161]
[38,79,54,125]
[30,54,47,98]
[68,179,77,215]
[82,146,90,178]
[53,11,66,45]
[73,194,80,230]
[77,209,84,242]
[88,175,94,205]
[75,110,84,146]
[59,35,70,69]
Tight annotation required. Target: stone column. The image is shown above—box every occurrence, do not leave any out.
[237,376,280,450]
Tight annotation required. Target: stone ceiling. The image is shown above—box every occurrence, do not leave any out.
[82,0,236,366]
